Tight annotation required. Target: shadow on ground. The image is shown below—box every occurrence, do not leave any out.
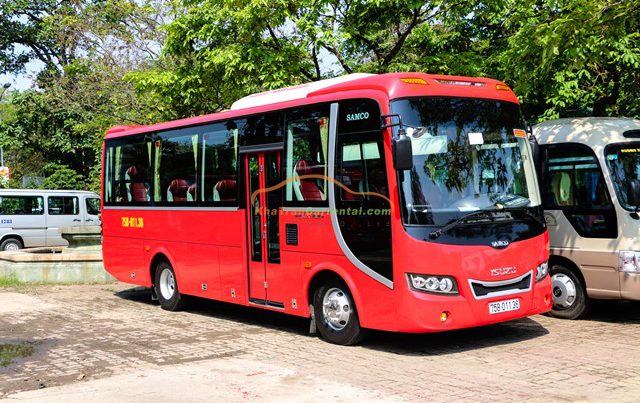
[582,299,640,324]
[115,287,550,355]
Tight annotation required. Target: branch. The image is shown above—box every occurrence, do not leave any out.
[321,44,353,74]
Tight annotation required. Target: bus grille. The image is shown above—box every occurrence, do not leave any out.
[468,272,532,300]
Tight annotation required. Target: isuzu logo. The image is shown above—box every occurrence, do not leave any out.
[491,239,510,249]
[490,267,517,277]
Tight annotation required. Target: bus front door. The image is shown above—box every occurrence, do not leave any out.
[245,152,283,308]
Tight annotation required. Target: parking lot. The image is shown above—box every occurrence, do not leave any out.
[1,283,640,402]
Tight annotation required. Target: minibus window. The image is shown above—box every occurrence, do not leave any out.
[541,144,617,238]
[605,143,640,211]
[0,196,44,215]
[48,196,79,215]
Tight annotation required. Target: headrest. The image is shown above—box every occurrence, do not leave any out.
[169,179,189,196]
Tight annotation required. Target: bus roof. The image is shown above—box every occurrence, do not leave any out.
[534,117,640,148]
[105,72,519,140]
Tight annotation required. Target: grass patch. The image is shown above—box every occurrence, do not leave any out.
[0,343,35,367]
[0,274,21,287]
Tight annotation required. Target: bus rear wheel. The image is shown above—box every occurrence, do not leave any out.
[1,238,23,252]
[154,261,186,311]
[313,280,365,345]
[549,264,590,319]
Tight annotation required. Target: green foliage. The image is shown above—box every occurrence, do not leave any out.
[40,163,86,190]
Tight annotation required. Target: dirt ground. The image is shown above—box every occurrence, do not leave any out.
[2,283,640,402]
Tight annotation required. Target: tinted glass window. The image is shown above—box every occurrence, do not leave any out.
[284,106,330,205]
[86,198,100,215]
[0,196,44,215]
[604,143,640,211]
[542,144,617,238]
[48,196,79,215]
[104,135,153,205]
[202,122,239,205]
[154,128,199,205]
[338,99,381,133]
[239,113,282,146]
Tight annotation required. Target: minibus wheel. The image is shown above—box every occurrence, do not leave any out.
[549,264,590,319]
[313,280,365,345]
[154,261,186,311]
[0,237,23,251]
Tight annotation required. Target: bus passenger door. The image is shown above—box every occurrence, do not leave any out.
[245,152,283,307]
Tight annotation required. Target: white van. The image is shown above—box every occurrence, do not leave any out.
[0,189,101,251]
[534,118,640,319]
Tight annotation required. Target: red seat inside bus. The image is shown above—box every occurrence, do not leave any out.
[295,160,324,201]
[126,165,148,202]
[188,184,197,201]
[168,179,189,202]
[214,180,237,202]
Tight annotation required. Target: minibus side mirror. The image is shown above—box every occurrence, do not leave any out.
[627,179,640,209]
[392,129,413,171]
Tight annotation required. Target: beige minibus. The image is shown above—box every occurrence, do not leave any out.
[534,118,640,318]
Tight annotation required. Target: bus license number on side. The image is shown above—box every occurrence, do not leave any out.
[488,298,520,315]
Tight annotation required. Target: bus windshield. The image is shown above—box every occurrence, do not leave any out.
[391,97,540,226]
[605,143,640,210]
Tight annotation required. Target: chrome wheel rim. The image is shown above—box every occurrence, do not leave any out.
[4,242,19,251]
[159,268,176,300]
[322,287,351,331]
[552,273,577,309]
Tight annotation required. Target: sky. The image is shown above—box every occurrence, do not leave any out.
[0,59,44,91]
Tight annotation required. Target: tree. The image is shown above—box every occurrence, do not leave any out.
[499,0,640,120]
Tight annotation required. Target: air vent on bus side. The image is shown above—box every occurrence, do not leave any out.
[286,224,298,246]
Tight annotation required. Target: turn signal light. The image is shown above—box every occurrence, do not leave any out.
[440,311,449,322]
[496,84,511,91]
[400,77,428,85]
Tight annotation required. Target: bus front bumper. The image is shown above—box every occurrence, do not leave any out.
[394,276,552,333]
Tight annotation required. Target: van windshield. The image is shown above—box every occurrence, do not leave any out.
[605,143,640,210]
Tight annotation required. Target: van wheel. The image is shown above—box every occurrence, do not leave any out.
[549,264,590,319]
[313,280,365,345]
[1,238,23,252]
[154,261,186,311]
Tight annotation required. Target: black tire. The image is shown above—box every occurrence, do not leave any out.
[154,261,186,311]
[0,238,23,252]
[313,279,365,345]
[548,264,590,319]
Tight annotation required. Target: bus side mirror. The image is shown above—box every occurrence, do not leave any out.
[392,130,413,170]
[627,179,640,208]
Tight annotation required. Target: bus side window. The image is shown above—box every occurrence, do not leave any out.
[202,121,239,206]
[104,136,152,205]
[284,106,330,206]
[542,144,617,238]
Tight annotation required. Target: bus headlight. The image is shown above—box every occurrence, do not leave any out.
[407,274,459,295]
[535,262,549,282]
[619,251,640,273]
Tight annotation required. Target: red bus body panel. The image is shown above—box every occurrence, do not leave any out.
[102,72,551,333]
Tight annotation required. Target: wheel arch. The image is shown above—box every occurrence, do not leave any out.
[305,264,364,322]
[549,254,587,289]
[149,250,176,286]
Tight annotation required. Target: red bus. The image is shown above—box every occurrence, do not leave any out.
[102,73,552,345]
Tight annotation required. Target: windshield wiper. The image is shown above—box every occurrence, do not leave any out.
[428,210,497,239]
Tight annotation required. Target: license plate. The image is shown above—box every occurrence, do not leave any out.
[488,298,520,314]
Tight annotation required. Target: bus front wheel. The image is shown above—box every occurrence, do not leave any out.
[549,264,590,319]
[313,280,365,345]
[154,261,186,311]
